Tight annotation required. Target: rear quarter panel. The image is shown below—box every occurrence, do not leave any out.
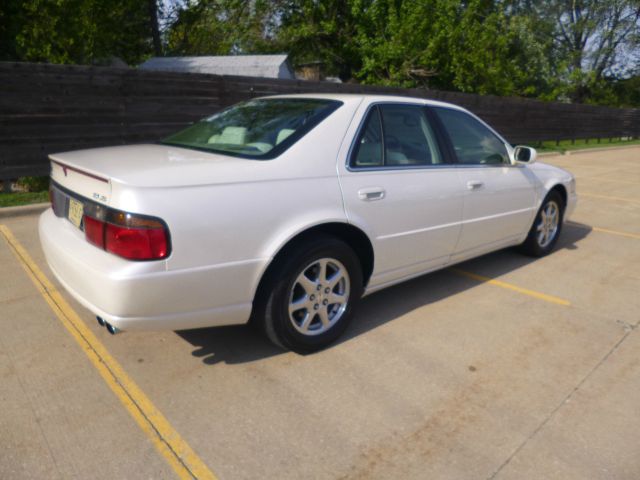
[105,98,362,302]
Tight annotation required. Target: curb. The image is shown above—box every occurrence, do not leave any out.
[0,202,49,219]
[563,144,640,155]
[538,144,640,158]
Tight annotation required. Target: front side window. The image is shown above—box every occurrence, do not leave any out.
[350,104,442,168]
[161,98,342,159]
[433,107,509,165]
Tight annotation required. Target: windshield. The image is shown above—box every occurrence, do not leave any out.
[161,98,343,159]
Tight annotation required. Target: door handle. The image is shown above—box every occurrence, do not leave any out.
[467,180,484,190]
[358,187,386,201]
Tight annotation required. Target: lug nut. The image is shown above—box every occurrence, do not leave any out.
[324,288,330,294]
[323,299,328,305]
[314,304,319,310]
[310,294,315,301]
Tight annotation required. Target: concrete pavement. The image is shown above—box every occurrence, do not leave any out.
[1,147,639,479]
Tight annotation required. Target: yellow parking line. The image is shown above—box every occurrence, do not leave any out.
[578,177,640,187]
[0,225,217,480]
[580,192,640,205]
[566,222,640,240]
[593,226,640,240]
[450,268,571,306]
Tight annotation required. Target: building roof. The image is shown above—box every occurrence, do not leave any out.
[138,55,295,79]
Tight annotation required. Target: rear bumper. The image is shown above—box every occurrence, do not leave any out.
[38,209,258,331]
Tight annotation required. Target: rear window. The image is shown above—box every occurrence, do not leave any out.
[161,98,342,159]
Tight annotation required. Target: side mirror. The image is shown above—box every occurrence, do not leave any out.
[513,146,537,164]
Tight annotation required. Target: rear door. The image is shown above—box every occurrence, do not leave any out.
[338,102,464,290]
[430,107,537,257]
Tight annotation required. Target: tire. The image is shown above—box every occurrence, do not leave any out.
[519,190,565,257]
[255,236,363,354]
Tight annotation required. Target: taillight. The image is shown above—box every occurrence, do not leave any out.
[84,215,105,247]
[82,208,170,261]
[105,224,168,260]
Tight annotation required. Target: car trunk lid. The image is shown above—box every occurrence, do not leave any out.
[50,157,112,204]
[48,144,264,190]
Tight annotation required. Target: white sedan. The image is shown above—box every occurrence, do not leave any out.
[39,94,576,352]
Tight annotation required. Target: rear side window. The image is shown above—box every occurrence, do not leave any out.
[161,98,342,159]
[433,107,509,165]
[350,104,442,168]
[351,107,384,167]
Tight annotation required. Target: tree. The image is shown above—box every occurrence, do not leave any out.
[165,0,282,56]
[437,1,556,97]
[278,0,554,97]
[5,0,637,106]
[149,0,163,56]
[274,0,363,81]
[527,0,640,102]
[160,0,640,105]
[0,0,157,65]
[610,74,640,106]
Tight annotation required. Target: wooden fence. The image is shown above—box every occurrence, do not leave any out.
[1,61,639,180]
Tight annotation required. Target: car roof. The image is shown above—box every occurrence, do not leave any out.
[258,93,466,111]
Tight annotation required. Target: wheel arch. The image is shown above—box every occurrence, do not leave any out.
[547,183,568,207]
[250,222,374,319]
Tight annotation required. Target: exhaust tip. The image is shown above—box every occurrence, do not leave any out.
[96,316,105,327]
[105,322,121,335]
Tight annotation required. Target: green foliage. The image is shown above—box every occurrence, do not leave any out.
[17,176,49,193]
[274,0,559,98]
[0,0,154,65]
[536,137,640,153]
[0,191,49,208]
[165,0,282,56]
[609,76,640,107]
[2,0,639,106]
[274,0,363,81]
[530,0,640,103]
[273,0,640,104]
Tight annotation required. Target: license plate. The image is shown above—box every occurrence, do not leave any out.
[68,197,84,229]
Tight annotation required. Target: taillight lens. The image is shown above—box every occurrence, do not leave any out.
[105,224,168,260]
[84,215,105,247]
[82,209,169,261]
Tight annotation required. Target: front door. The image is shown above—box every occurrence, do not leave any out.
[430,107,538,257]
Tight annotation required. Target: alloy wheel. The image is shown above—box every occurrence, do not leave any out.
[536,200,560,248]
[288,258,350,336]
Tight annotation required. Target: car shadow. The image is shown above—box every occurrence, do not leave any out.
[177,323,281,365]
[177,222,591,365]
